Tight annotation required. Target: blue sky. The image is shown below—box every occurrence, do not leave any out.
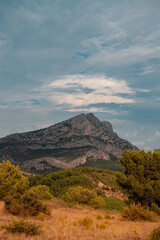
[0,0,160,150]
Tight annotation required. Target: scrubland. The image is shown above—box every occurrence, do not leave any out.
[0,200,159,240]
[0,150,160,240]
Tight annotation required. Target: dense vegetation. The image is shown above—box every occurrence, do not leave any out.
[2,219,40,236]
[62,186,106,209]
[117,149,160,210]
[28,167,122,198]
[0,161,51,217]
[0,160,29,199]
[150,226,160,240]
[80,159,121,171]
[122,203,157,222]
[5,192,51,216]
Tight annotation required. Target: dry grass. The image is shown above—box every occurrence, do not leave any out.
[0,200,159,240]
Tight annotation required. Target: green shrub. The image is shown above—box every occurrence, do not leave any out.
[78,216,93,229]
[150,226,160,240]
[29,185,53,200]
[62,186,105,209]
[5,192,51,216]
[104,197,126,211]
[151,203,160,216]
[0,160,29,200]
[122,203,157,221]
[2,219,40,236]
[89,195,106,209]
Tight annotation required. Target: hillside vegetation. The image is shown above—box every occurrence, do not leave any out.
[28,167,124,198]
[0,148,159,239]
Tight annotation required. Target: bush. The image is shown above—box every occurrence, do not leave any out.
[37,212,45,221]
[96,222,106,229]
[96,214,103,220]
[29,185,53,200]
[151,203,160,216]
[5,192,51,216]
[122,203,157,221]
[78,216,93,229]
[62,186,106,209]
[0,160,29,200]
[104,197,126,211]
[150,226,160,240]
[105,214,112,219]
[2,219,40,236]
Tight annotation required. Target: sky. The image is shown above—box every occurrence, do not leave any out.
[0,0,160,150]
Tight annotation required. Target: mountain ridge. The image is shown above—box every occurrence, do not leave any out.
[0,113,138,172]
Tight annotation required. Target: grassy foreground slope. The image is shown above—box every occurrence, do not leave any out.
[0,200,159,240]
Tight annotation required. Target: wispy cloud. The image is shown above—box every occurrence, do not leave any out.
[141,65,154,75]
[86,45,160,67]
[67,107,118,114]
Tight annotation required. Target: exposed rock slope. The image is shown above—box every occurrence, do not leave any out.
[0,113,138,172]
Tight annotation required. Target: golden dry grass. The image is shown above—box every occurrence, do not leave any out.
[0,200,159,240]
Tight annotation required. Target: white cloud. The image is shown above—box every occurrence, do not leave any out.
[47,74,134,94]
[40,74,135,107]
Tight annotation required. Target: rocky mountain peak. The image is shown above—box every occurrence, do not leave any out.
[67,113,103,136]
[0,113,138,173]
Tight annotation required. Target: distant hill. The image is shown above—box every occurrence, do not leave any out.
[0,113,138,173]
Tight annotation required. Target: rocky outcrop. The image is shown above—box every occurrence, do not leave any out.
[0,113,138,172]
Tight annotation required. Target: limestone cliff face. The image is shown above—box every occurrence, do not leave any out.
[0,113,138,172]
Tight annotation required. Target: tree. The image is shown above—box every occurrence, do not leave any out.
[0,160,29,199]
[117,149,160,207]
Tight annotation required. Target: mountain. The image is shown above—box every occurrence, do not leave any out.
[0,113,138,173]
